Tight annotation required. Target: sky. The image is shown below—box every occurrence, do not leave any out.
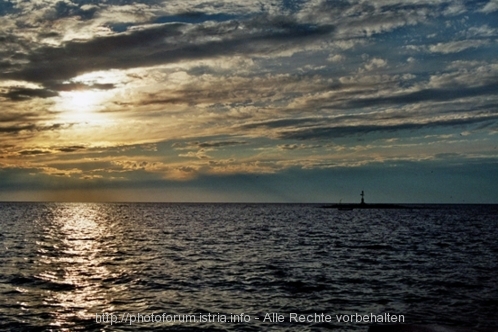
[0,0,497,203]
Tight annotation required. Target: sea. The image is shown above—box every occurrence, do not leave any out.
[0,203,497,332]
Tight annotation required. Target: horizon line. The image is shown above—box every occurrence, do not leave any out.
[1,200,497,205]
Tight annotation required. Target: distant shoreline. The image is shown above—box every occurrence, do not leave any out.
[1,201,497,206]
[321,203,416,210]
[321,203,498,210]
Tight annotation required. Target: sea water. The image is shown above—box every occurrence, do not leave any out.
[0,203,497,331]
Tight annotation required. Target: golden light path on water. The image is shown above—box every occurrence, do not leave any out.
[34,204,132,329]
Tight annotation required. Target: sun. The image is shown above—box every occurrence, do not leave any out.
[59,90,107,112]
[57,90,109,123]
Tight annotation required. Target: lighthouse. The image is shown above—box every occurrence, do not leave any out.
[360,190,365,205]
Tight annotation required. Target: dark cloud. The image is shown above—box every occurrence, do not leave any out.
[52,1,77,19]
[57,145,87,153]
[0,112,40,123]
[239,118,322,130]
[5,23,185,83]
[279,144,300,150]
[2,87,59,101]
[173,140,247,149]
[197,140,247,148]
[5,16,334,85]
[19,149,52,155]
[0,124,36,134]
[434,152,462,159]
[75,4,99,20]
[152,12,240,25]
[38,31,61,39]
[239,114,372,131]
[51,82,116,91]
[40,1,99,21]
[0,123,69,134]
[276,115,498,140]
[344,82,498,109]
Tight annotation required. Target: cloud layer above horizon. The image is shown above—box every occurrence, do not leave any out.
[1,0,497,202]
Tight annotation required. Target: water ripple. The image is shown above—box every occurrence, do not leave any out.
[0,203,497,331]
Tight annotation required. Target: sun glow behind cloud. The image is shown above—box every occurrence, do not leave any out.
[52,70,129,125]
[59,90,105,113]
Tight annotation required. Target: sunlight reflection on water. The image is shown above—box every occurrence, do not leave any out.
[34,204,117,328]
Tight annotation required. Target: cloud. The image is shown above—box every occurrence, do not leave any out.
[442,2,467,16]
[479,0,498,13]
[327,54,344,63]
[178,150,211,159]
[173,140,247,149]
[1,87,59,101]
[41,167,83,177]
[329,1,436,38]
[278,143,321,150]
[344,82,498,108]
[4,16,335,86]
[428,40,490,54]
[18,149,52,156]
[364,58,387,71]
[52,82,116,91]
[0,123,69,134]
[196,140,247,148]
[56,145,87,153]
[463,25,497,38]
[275,115,498,140]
